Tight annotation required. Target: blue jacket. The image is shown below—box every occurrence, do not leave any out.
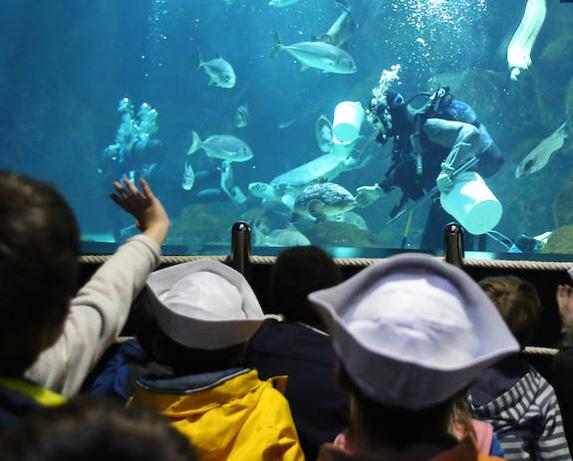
[246,319,349,461]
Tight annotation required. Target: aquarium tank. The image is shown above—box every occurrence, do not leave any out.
[1,0,573,258]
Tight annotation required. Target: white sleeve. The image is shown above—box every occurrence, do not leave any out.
[25,234,161,397]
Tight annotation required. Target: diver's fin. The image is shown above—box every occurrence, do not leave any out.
[336,0,351,12]
[320,34,335,44]
[308,199,324,219]
[271,32,283,57]
[188,131,202,155]
[195,47,204,68]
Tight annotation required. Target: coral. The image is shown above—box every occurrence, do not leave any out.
[304,221,379,247]
[541,225,573,255]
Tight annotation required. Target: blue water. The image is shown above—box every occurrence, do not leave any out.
[1,0,572,256]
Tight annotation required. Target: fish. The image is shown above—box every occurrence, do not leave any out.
[293,182,357,221]
[196,48,236,89]
[315,115,334,153]
[188,132,254,163]
[272,32,357,74]
[234,104,250,128]
[278,119,296,129]
[314,0,357,48]
[182,161,195,191]
[268,0,301,7]
[507,0,546,81]
[515,115,572,178]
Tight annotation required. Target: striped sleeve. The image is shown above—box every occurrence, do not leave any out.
[536,381,571,461]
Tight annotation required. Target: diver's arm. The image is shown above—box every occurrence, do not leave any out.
[423,118,486,192]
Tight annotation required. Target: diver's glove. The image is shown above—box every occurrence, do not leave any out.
[436,163,456,193]
[356,184,384,208]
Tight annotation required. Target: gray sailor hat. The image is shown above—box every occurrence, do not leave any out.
[146,259,265,350]
[308,253,519,410]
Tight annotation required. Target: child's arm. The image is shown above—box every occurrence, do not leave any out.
[26,179,169,397]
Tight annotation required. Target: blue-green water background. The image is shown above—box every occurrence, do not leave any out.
[1,0,573,255]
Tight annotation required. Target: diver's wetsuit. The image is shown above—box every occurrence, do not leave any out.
[378,95,503,250]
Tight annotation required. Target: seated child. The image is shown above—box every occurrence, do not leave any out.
[470,276,571,461]
[0,172,168,430]
[128,259,305,461]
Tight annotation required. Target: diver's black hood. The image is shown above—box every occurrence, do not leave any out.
[388,102,415,137]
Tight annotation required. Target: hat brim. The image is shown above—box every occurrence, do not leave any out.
[147,259,265,350]
[309,254,519,409]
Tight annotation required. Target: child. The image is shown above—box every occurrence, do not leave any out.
[470,276,571,461]
[128,259,305,461]
[0,172,168,428]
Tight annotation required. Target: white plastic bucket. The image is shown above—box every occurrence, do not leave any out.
[333,101,365,143]
[439,172,502,235]
[331,135,354,156]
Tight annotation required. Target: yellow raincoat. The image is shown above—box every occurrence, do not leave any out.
[130,368,305,461]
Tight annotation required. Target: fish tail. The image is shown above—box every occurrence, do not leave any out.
[195,47,204,69]
[188,131,202,155]
[271,32,283,57]
[336,0,351,12]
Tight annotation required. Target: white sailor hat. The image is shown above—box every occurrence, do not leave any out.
[308,253,519,409]
[146,259,265,350]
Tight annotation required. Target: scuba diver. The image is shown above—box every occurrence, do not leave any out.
[356,84,504,250]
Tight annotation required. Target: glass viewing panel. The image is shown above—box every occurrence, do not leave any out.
[2,0,573,258]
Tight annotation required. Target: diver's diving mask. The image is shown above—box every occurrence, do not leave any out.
[366,97,392,144]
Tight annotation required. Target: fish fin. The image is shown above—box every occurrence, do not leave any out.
[188,131,202,155]
[320,34,335,45]
[336,0,351,12]
[208,78,215,86]
[272,32,283,57]
[308,199,325,219]
[300,63,310,72]
[195,47,204,68]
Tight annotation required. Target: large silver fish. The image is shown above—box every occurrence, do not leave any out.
[515,115,572,178]
[317,0,357,48]
[272,32,357,74]
[196,48,236,89]
[188,132,253,163]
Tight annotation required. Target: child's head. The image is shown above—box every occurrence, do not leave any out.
[0,397,198,461]
[142,260,265,373]
[270,245,342,327]
[0,171,80,375]
[479,276,542,347]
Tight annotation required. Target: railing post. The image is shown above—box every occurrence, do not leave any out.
[230,221,252,282]
[443,222,465,268]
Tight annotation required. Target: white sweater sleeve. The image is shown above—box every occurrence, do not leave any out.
[25,234,161,397]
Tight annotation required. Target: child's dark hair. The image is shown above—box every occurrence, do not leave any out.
[0,397,198,461]
[479,275,542,347]
[0,171,80,375]
[270,246,342,327]
[336,363,453,451]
